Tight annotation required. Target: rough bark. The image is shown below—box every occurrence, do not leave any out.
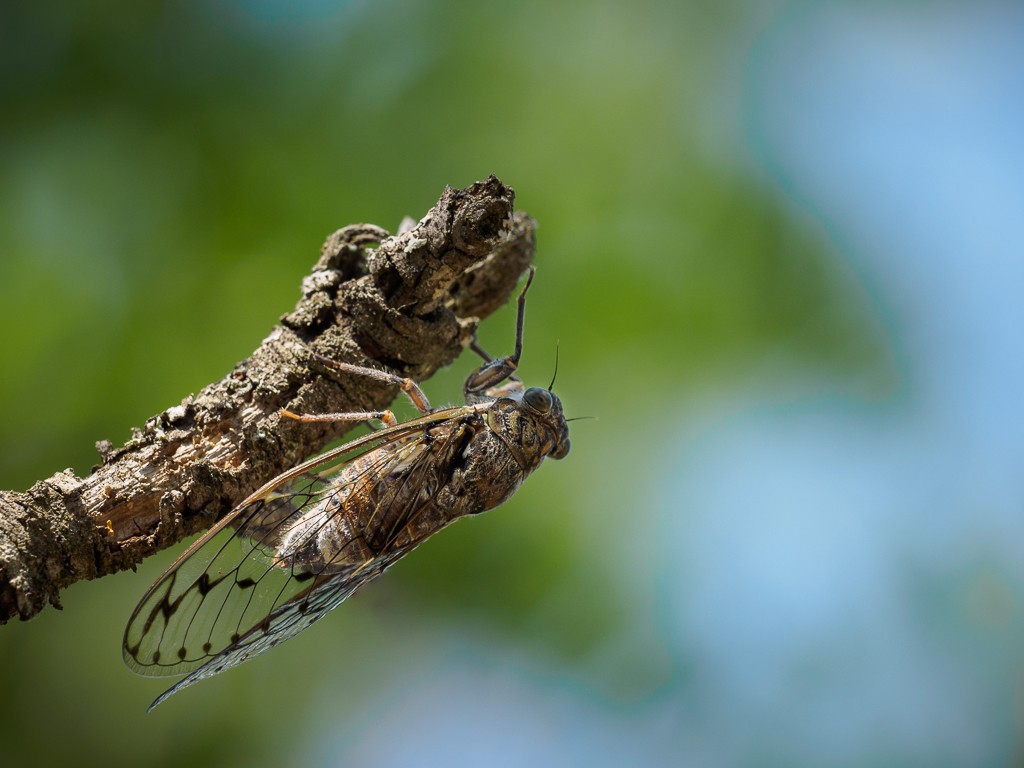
[0,175,535,623]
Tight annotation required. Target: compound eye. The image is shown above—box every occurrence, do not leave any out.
[523,387,553,414]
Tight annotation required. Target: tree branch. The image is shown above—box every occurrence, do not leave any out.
[0,175,535,623]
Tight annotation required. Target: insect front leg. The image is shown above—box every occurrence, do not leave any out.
[463,265,534,401]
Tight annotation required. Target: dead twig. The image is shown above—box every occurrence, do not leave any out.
[0,175,535,623]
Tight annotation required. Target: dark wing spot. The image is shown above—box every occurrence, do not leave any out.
[293,571,315,583]
[159,597,174,619]
[236,577,256,589]
[177,647,187,660]
[230,633,241,644]
[202,642,212,653]
[152,650,161,663]
[198,572,228,595]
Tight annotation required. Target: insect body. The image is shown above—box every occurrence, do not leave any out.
[123,268,569,710]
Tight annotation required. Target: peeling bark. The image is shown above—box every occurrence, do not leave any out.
[0,175,535,623]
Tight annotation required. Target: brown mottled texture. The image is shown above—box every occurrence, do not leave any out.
[123,333,570,709]
[0,175,535,624]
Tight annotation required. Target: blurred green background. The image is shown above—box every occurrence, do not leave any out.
[2,1,1022,766]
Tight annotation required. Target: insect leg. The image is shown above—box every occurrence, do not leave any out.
[280,407,400,428]
[468,338,524,390]
[314,358,432,414]
[463,265,535,399]
[285,350,432,427]
[468,338,492,363]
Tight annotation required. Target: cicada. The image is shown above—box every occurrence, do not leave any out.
[123,267,569,710]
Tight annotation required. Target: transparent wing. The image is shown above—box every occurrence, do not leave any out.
[123,410,462,709]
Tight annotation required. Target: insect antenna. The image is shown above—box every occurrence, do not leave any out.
[548,342,560,392]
